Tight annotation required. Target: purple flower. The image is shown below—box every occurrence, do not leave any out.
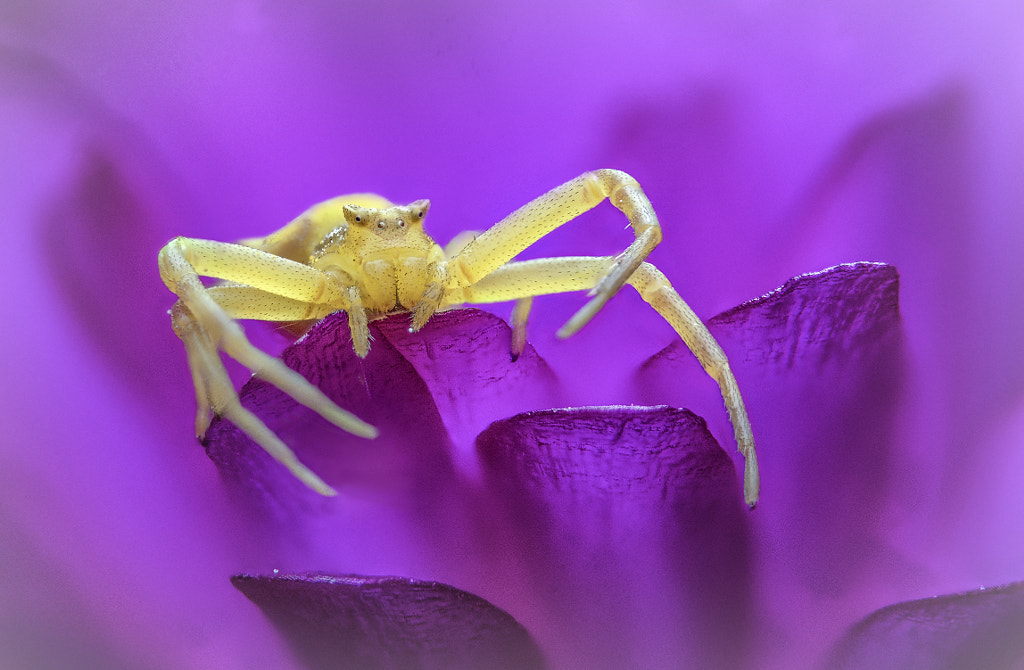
[2,1,1023,668]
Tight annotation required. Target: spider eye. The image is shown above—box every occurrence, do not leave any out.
[398,220,406,228]
[377,221,385,229]
[417,210,424,218]
[354,216,361,222]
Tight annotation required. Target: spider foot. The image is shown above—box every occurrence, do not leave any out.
[556,256,632,339]
[586,251,629,299]
[510,296,533,361]
[171,303,346,495]
[410,283,444,332]
[218,398,340,496]
[744,450,759,509]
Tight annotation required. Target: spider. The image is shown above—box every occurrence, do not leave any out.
[159,170,759,507]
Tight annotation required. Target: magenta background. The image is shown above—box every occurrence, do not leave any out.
[2,1,1023,667]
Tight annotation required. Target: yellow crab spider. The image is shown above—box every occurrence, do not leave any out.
[158,170,760,507]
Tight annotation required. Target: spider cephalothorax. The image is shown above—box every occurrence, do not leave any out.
[159,170,759,507]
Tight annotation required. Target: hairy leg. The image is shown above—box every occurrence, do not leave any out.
[449,170,661,334]
[159,241,377,495]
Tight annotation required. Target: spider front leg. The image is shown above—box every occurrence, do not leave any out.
[409,260,450,332]
[450,170,662,335]
[158,238,378,495]
[462,256,759,508]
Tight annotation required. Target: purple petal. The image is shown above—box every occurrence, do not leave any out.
[1,51,299,669]
[204,310,456,513]
[42,144,188,413]
[635,262,904,661]
[232,572,545,670]
[637,262,901,388]
[205,309,557,503]
[477,406,751,669]
[478,406,739,506]
[202,308,561,575]
[706,262,904,552]
[204,308,558,501]
[707,262,901,368]
[373,308,560,455]
[637,260,903,529]
[825,581,1024,669]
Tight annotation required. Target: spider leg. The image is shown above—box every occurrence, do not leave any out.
[629,263,759,508]
[460,256,759,507]
[509,297,534,360]
[450,170,661,334]
[159,240,378,494]
[170,301,339,495]
[343,285,370,358]
[409,260,450,332]
[442,229,481,258]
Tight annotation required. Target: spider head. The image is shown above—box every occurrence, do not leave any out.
[343,200,431,241]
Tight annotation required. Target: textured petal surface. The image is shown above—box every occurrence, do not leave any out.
[232,572,545,670]
[826,581,1024,670]
[477,406,751,669]
[374,308,560,457]
[204,309,557,501]
[708,262,902,368]
[637,262,905,665]
[202,308,560,574]
[204,310,454,506]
